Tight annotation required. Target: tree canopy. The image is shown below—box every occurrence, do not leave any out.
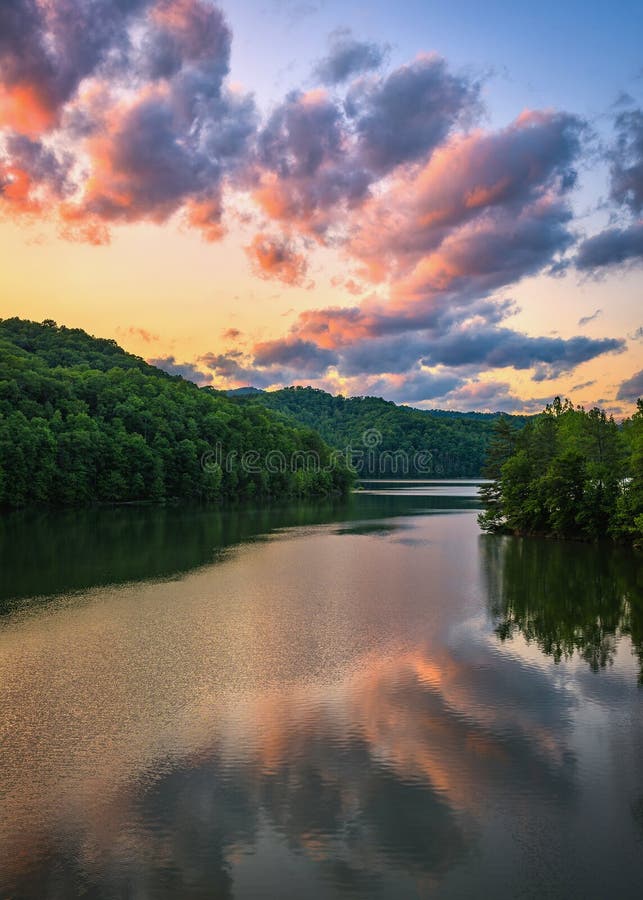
[243,386,526,477]
[478,397,643,546]
[0,319,352,507]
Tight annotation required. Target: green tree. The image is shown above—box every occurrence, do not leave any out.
[479,397,642,545]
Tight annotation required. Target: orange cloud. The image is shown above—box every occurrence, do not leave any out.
[184,194,225,242]
[222,327,242,341]
[117,326,160,344]
[1,165,38,214]
[1,135,69,222]
[58,206,111,246]
[0,83,57,136]
[347,111,580,282]
[246,232,310,286]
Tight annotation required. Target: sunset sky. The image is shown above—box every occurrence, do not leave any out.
[1,0,642,413]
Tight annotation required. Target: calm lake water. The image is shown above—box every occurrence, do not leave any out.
[1,482,642,899]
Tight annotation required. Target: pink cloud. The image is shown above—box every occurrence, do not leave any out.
[245,233,310,286]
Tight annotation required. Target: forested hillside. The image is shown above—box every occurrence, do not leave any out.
[478,398,643,545]
[0,319,351,507]
[246,386,526,476]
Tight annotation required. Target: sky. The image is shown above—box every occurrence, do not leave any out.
[0,0,642,414]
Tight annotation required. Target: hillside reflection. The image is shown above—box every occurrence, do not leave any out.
[482,535,643,681]
[0,490,477,609]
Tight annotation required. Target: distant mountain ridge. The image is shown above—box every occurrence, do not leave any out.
[225,386,265,397]
[229,384,508,420]
[240,386,527,477]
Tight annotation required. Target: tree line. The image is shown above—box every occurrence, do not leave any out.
[244,385,524,477]
[478,397,643,546]
[0,319,352,507]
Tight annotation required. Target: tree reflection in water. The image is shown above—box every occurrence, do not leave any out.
[481,534,643,681]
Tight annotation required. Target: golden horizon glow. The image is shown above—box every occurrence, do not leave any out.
[1,0,641,414]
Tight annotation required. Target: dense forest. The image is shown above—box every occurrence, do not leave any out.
[0,319,352,507]
[6,318,639,527]
[478,397,643,546]
[244,386,525,477]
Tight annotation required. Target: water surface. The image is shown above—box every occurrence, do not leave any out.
[1,484,642,898]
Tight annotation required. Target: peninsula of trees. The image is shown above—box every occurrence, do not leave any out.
[478,397,643,546]
[0,318,352,507]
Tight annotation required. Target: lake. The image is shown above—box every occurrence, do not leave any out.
[1,482,642,899]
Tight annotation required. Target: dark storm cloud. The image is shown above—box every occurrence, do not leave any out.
[616,369,643,401]
[313,30,386,85]
[575,222,643,271]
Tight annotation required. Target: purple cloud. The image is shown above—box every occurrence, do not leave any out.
[578,308,602,326]
[610,108,643,214]
[346,55,480,174]
[616,369,643,401]
[0,0,255,242]
[148,354,212,386]
[576,222,643,272]
[253,338,338,375]
[313,29,386,85]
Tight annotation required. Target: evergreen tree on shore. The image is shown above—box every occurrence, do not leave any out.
[478,397,643,546]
